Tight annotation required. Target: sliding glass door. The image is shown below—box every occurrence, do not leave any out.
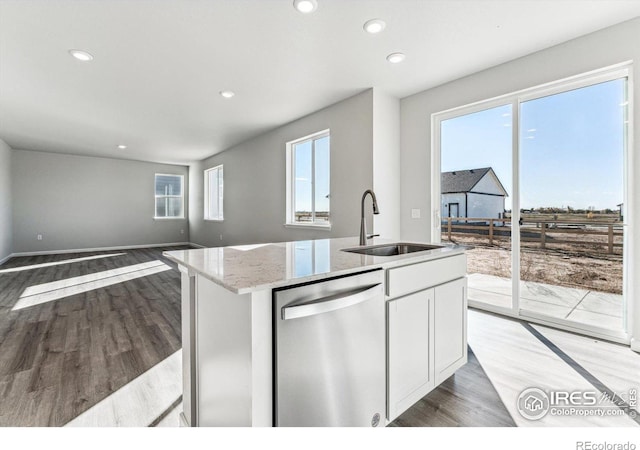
[439,104,514,311]
[518,78,627,333]
[434,65,630,341]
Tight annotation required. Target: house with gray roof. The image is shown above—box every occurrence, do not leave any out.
[441,167,508,219]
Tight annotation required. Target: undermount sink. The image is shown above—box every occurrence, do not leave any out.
[341,242,444,257]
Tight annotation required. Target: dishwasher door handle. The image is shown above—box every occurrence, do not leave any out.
[281,283,381,320]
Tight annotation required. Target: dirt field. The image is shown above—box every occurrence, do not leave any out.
[444,233,623,294]
[520,212,621,223]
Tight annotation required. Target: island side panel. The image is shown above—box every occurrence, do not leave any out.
[193,276,273,426]
[196,275,253,426]
[250,289,273,427]
[179,265,197,426]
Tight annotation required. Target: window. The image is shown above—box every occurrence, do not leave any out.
[433,63,630,341]
[286,130,330,227]
[154,174,184,219]
[204,165,224,221]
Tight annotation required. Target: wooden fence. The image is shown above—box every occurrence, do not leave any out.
[442,217,624,254]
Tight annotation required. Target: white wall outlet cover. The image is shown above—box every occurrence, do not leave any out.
[411,209,421,219]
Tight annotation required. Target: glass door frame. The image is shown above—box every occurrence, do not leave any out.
[431,62,633,344]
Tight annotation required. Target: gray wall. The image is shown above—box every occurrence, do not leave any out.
[372,90,401,240]
[0,139,12,262]
[12,150,189,253]
[398,17,640,349]
[190,90,374,247]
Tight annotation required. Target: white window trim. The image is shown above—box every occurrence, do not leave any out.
[284,223,332,230]
[431,61,633,344]
[285,129,331,230]
[154,173,185,220]
[204,165,224,222]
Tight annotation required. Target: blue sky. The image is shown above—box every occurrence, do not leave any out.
[441,78,626,211]
[295,135,330,213]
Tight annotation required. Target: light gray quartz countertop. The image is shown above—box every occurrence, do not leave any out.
[163,237,466,295]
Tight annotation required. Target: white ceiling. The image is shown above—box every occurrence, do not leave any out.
[1,0,639,165]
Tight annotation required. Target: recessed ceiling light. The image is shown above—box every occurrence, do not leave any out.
[117,144,127,150]
[68,49,94,62]
[293,0,317,14]
[386,52,406,64]
[219,90,235,99]
[363,19,386,34]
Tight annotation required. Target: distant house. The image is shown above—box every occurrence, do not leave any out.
[441,167,508,219]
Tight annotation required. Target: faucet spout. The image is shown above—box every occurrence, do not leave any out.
[360,189,380,245]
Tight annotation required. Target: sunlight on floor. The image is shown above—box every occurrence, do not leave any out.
[0,252,126,274]
[65,349,182,427]
[12,260,171,311]
[468,310,639,427]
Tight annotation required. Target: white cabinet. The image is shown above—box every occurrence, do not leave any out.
[434,278,467,385]
[386,254,467,422]
[387,289,434,421]
[386,254,466,298]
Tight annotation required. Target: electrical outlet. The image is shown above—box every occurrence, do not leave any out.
[411,209,421,219]
[37,234,43,241]
[180,229,185,235]
[219,234,223,241]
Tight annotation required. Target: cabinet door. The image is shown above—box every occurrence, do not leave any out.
[434,277,467,384]
[387,289,434,421]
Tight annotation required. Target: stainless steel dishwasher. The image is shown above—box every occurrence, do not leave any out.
[273,269,385,427]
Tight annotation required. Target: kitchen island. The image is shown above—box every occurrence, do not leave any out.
[164,237,467,427]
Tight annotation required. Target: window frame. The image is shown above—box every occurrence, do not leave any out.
[204,165,224,222]
[154,173,185,220]
[285,129,331,229]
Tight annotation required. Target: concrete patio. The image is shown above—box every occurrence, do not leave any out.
[468,273,625,331]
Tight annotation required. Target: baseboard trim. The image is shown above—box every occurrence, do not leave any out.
[9,242,192,258]
[631,338,640,354]
[0,253,12,266]
[179,412,190,427]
